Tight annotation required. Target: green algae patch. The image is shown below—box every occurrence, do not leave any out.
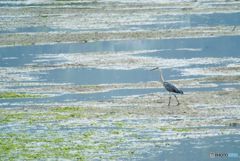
[0,107,127,160]
[172,128,192,133]
[50,106,87,120]
[0,92,42,99]
[159,127,169,132]
[82,131,95,140]
[0,133,26,160]
[111,130,121,135]
[51,106,85,113]
[0,111,28,124]
[0,132,86,161]
[0,129,116,160]
[114,121,126,128]
[0,109,55,124]
[159,127,192,133]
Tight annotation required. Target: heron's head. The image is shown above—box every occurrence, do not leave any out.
[150,67,164,83]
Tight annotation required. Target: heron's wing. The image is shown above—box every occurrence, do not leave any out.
[164,82,183,94]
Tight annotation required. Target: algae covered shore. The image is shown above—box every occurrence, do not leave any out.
[0,0,240,160]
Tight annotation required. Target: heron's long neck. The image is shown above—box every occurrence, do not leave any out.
[159,70,165,83]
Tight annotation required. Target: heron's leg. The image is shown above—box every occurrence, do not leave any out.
[174,95,180,105]
[168,93,171,106]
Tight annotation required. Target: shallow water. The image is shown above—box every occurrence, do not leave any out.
[128,12,240,31]
[1,35,239,66]
[1,36,239,104]
[144,135,240,161]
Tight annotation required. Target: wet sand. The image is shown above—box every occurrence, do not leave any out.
[1,26,240,46]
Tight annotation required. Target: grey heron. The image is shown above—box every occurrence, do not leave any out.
[151,67,183,106]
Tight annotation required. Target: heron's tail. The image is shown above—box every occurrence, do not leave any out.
[179,89,183,94]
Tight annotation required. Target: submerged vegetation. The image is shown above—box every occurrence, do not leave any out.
[0,92,239,160]
[0,92,42,99]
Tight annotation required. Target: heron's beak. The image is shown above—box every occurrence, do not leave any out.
[150,67,159,71]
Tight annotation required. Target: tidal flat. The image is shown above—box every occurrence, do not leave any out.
[0,89,240,160]
[1,0,240,160]
[1,55,239,161]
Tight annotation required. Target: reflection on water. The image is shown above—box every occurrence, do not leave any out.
[189,12,240,27]
[36,68,176,84]
[1,35,239,65]
[0,36,239,104]
[128,12,240,30]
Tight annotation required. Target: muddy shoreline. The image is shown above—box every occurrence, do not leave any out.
[1,26,240,46]
[1,0,240,46]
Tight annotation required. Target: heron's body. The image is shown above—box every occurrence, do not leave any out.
[163,82,183,94]
[151,67,183,105]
